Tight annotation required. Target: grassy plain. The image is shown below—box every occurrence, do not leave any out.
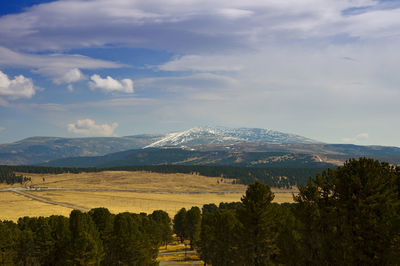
[1,171,296,221]
[0,192,71,221]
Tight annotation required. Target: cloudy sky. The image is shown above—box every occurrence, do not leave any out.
[0,0,399,146]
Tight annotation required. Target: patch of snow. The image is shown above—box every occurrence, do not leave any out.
[144,126,319,148]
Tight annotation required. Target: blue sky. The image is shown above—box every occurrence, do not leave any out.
[0,0,400,146]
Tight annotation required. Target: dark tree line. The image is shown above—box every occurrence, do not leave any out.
[192,158,400,265]
[0,208,172,265]
[0,166,31,184]
[1,164,329,188]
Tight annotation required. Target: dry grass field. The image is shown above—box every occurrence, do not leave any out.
[0,192,71,221]
[1,171,296,221]
[18,171,246,192]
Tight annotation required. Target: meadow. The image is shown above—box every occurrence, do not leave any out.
[0,171,296,221]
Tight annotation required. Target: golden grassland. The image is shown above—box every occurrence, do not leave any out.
[157,240,203,264]
[1,171,296,221]
[18,171,246,191]
[0,192,71,221]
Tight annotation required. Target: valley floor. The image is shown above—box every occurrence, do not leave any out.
[0,171,296,221]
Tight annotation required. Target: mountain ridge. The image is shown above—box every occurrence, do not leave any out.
[145,126,319,148]
[1,126,399,166]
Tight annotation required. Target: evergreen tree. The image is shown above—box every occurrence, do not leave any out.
[200,209,243,266]
[0,221,20,265]
[112,212,158,266]
[185,206,201,250]
[237,181,279,266]
[88,208,114,265]
[149,210,173,248]
[295,158,400,265]
[47,215,71,266]
[173,208,187,243]
[68,210,104,266]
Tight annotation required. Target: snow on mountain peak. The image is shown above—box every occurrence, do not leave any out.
[144,126,318,148]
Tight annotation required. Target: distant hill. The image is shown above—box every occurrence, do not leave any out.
[1,126,400,166]
[43,143,400,168]
[0,126,318,165]
[41,147,334,168]
[0,135,165,165]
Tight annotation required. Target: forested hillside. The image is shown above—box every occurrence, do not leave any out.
[43,148,336,168]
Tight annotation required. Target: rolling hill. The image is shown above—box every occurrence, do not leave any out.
[0,134,165,165]
[1,126,400,166]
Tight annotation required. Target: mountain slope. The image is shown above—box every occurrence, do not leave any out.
[145,126,318,148]
[0,135,165,165]
[43,141,400,168]
[43,148,335,169]
[2,126,400,166]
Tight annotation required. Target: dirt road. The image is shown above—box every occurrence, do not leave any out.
[9,188,89,211]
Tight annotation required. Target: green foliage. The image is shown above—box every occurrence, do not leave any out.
[47,215,71,265]
[0,208,172,266]
[238,181,279,266]
[200,208,243,265]
[185,207,201,250]
[112,212,158,266]
[0,166,30,184]
[173,208,187,243]
[88,208,114,266]
[173,207,202,250]
[295,157,400,265]
[68,210,104,266]
[2,164,330,188]
[1,157,399,265]
[149,210,173,247]
[0,221,20,265]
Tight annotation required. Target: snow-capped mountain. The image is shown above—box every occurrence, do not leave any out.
[145,126,319,148]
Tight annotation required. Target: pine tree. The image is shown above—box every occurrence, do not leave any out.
[0,221,20,265]
[173,208,187,243]
[47,215,71,266]
[238,181,279,266]
[200,209,243,266]
[185,206,201,250]
[68,210,104,266]
[149,210,173,248]
[295,158,400,265]
[112,212,158,266]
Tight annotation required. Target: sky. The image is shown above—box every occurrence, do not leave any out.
[0,0,399,146]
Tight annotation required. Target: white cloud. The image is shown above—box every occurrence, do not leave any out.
[89,74,134,93]
[53,68,86,84]
[0,46,123,84]
[0,70,36,100]
[135,73,237,92]
[0,126,4,132]
[158,55,243,72]
[67,118,118,137]
[0,0,394,53]
[217,8,254,19]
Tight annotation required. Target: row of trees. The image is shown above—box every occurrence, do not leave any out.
[0,208,172,265]
[0,166,31,184]
[173,158,400,265]
[3,164,329,188]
